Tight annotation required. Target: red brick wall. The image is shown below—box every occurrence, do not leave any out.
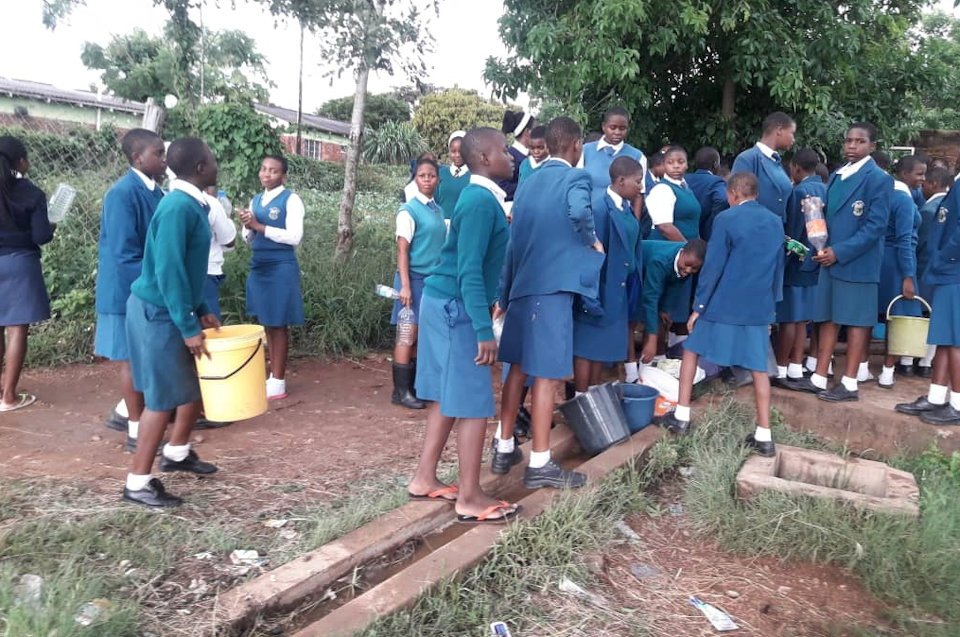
[912,129,960,171]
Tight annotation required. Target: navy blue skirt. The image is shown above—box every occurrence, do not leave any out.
[203,275,225,321]
[499,293,574,379]
[0,250,50,326]
[879,246,922,318]
[416,294,496,419]
[125,295,201,412]
[573,310,629,363]
[95,312,129,361]
[928,283,960,347]
[813,271,877,327]
[684,318,770,372]
[390,270,426,325]
[776,285,816,323]
[246,258,305,327]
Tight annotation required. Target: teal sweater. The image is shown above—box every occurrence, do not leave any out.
[130,188,212,338]
[424,183,509,341]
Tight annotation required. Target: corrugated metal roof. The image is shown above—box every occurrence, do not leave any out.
[255,102,351,137]
[0,76,146,114]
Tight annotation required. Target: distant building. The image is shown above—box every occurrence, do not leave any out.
[0,76,146,132]
[255,103,349,162]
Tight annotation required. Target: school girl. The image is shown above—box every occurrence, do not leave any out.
[914,166,952,377]
[731,112,796,220]
[122,138,221,508]
[0,136,53,413]
[579,107,647,196]
[877,156,926,387]
[94,129,166,435]
[496,117,604,489]
[793,122,892,402]
[405,151,437,203]
[498,110,535,204]
[435,131,469,214]
[201,185,237,321]
[661,172,784,452]
[518,125,549,183]
[775,148,827,389]
[406,127,521,523]
[572,156,644,391]
[390,157,446,410]
[686,147,729,241]
[895,173,960,426]
[240,155,305,401]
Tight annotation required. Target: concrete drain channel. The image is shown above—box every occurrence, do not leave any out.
[215,424,663,637]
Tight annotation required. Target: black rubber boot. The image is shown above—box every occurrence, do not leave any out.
[410,358,422,400]
[392,363,426,410]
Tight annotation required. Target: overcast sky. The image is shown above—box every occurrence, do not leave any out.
[2,0,515,111]
[3,0,958,114]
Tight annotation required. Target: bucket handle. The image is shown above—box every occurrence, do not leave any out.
[885,295,931,321]
[198,339,263,381]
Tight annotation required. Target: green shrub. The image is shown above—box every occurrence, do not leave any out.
[411,89,504,156]
[362,121,426,165]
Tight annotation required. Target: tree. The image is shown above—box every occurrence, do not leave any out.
[261,0,434,263]
[318,92,411,129]
[912,12,960,131]
[411,89,504,157]
[81,22,272,105]
[486,0,934,159]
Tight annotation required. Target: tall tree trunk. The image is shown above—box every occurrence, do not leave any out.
[335,65,369,263]
[722,78,735,120]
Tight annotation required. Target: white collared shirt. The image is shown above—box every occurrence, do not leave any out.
[511,140,529,156]
[469,174,508,215]
[836,156,872,181]
[241,185,305,247]
[395,192,443,242]
[549,157,573,168]
[926,191,948,204]
[132,167,156,191]
[597,137,625,154]
[893,180,912,195]
[606,187,624,211]
[646,176,687,226]
[171,179,207,204]
[673,248,683,278]
[203,192,237,276]
[755,141,776,159]
[450,164,469,178]
[528,156,549,170]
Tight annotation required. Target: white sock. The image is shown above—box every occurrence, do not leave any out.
[116,399,129,419]
[811,373,828,390]
[951,392,960,411]
[496,436,515,453]
[494,421,502,439]
[805,356,817,373]
[674,405,691,422]
[162,443,190,462]
[900,356,914,367]
[787,363,804,379]
[879,366,895,385]
[126,473,151,491]
[828,359,834,375]
[624,361,640,383]
[266,376,286,396]
[777,365,788,379]
[528,449,551,469]
[841,376,858,392]
[127,420,139,439]
[754,426,772,442]
[920,345,936,368]
[929,383,948,405]
[857,361,871,382]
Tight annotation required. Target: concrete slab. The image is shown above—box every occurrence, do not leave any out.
[291,426,664,637]
[215,423,578,632]
[736,444,920,517]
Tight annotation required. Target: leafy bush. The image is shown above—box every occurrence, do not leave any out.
[318,92,411,130]
[0,124,124,177]
[362,121,426,165]
[411,88,504,157]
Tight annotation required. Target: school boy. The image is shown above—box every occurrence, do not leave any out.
[573,156,645,391]
[95,129,166,446]
[636,240,706,369]
[122,138,221,508]
[686,146,729,241]
[495,116,605,489]
[732,112,796,220]
[406,128,521,523]
[435,131,469,214]
[660,172,784,451]
[895,174,960,425]
[793,123,892,401]
[518,125,549,183]
[914,166,952,377]
[775,149,827,389]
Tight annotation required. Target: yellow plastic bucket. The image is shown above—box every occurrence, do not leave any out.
[886,295,932,358]
[195,324,267,422]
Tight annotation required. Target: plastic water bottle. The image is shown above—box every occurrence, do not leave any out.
[48,183,77,223]
[801,196,828,252]
[396,307,416,346]
[375,284,400,300]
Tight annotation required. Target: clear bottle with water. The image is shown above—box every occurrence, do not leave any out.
[801,196,828,252]
[396,306,416,346]
[48,183,77,223]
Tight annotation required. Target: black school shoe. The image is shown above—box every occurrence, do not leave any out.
[771,377,795,390]
[818,385,858,402]
[744,433,776,457]
[786,377,824,394]
[524,459,587,489]
[895,363,916,377]
[159,449,218,475]
[656,412,692,436]
[917,366,934,379]
[490,444,523,475]
[515,406,532,440]
[895,396,942,416]
[194,416,233,430]
[920,404,960,426]
[104,409,127,432]
[123,478,183,508]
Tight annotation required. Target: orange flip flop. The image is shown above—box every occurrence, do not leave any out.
[408,485,459,503]
[456,503,522,525]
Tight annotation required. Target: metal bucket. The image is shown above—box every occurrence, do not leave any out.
[886,295,931,358]
[558,382,631,456]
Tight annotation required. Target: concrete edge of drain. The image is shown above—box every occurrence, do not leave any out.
[290,425,665,637]
[214,422,581,632]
